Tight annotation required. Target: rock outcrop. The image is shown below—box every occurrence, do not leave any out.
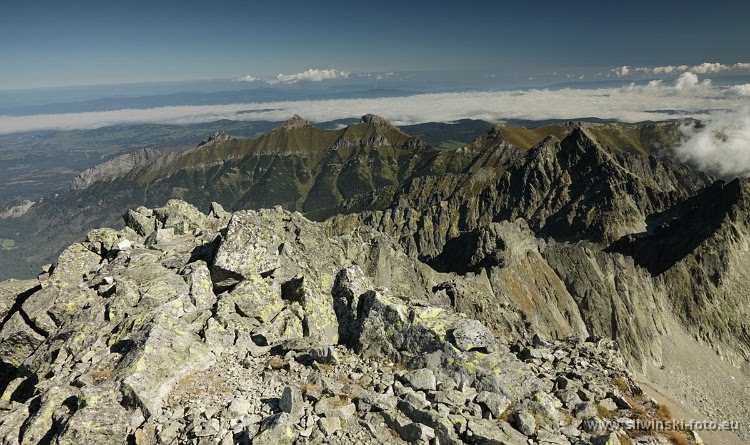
[0,200,35,220]
[198,131,231,147]
[71,147,160,190]
[0,201,693,445]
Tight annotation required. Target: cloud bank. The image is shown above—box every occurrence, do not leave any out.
[0,74,747,136]
[267,68,350,85]
[729,84,750,96]
[623,72,713,93]
[236,75,259,82]
[676,106,750,178]
[612,61,750,77]
[235,68,351,84]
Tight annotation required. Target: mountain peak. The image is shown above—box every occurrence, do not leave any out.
[197,131,230,147]
[563,125,602,151]
[488,123,504,135]
[361,114,394,128]
[278,114,311,130]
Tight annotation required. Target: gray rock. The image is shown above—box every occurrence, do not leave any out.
[228,399,251,417]
[537,429,572,445]
[314,397,357,420]
[528,391,561,428]
[403,368,437,391]
[467,418,528,444]
[512,409,536,436]
[403,391,431,409]
[317,416,341,435]
[592,432,622,445]
[399,422,436,443]
[0,199,692,445]
[435,389,467,408]
[450,319,497,352]
[254,413,297,445]
[280,386,303,416]
[574,402,598,419]
[397,400,462,444]
[310,345,339,365]
[475,391,510,418]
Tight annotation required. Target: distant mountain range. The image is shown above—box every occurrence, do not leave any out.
[0,115,693,279]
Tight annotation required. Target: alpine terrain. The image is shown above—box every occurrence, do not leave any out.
[0,115,748,445]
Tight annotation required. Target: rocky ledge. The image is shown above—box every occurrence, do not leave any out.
[0,200,701,445]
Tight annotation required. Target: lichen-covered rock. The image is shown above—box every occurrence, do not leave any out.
[212,211,283,281]
[0,311,46,367]
[0,201,695,445]
[450,319,497,352]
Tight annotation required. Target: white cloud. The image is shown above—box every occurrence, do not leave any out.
[622,73,712,93]
[676,106,750,178]
[236,75,259,82]
[728,84,750,96]
[613,66,630,77]
[612,62,750,77]
[267,68,350,85]
[649,65,689,75]
[674,72,711,91]
[1,79,748,135]
[690,62,730,74]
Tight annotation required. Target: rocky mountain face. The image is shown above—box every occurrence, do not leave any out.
[0,201,34,220]
[0,117,689,279]
[608,179,750,365]
[0,201,699,445]
[71,148,160,191]
[329,127,710,260]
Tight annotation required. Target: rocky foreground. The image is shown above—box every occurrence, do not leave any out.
[0,200,702,444]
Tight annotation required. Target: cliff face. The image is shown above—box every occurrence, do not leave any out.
[608,179,750,365]
[71,147,160,190]
[0,200,693,445]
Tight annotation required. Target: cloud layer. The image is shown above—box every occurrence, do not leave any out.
[267,68,350,85]
[612,61,750,77]
[235,68,351,84]
[0,74,747,136]
[236,75,259,82]
[676,106,750,178]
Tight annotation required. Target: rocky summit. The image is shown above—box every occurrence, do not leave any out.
[0,200,700,445]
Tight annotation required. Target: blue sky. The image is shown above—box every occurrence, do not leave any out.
[2,0,750,90]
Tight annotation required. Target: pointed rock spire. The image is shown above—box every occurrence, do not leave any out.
[278,114,311,130]
[361,114,394,128]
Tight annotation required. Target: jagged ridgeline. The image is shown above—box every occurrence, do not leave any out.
[0,115,691,279]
